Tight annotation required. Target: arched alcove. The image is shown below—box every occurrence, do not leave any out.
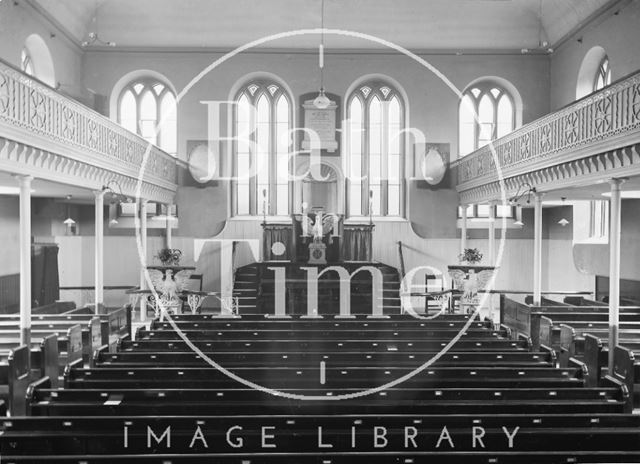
[23,34,55,87]
[576,46,608,100]
[295,159,344,215]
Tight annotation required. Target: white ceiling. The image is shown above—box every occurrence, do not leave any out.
[30,0,619,50]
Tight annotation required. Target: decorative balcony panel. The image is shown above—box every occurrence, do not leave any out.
[0,60,177,203]
[456,71,640,200]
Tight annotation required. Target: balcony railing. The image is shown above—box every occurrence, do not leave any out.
[0,59,177,192]
[457,70,640,192]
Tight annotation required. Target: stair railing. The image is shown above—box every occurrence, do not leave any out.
[397,241,406,279]
[231,241,239,291]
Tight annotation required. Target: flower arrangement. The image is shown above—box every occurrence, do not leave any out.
[156,248,182,266]
[459,248,483,264]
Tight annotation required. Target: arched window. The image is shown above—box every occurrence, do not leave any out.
[21,48,34,76]
[459,84,515,157]
[347,81,404,217]
[593,56,611,92]
[117,79,177,155]
[233,80,291,216]
[21,34,55,87]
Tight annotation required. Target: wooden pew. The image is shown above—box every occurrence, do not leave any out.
[0,345,30,415]
[0,304,132,351]
[6,312,639,461]
[564,296,607,306]
[0,325,82,370]
[26,377,627,416]
[94,347,556,368]
[119,337,531,352]
[583,334,640,406]
[66,364,585,389]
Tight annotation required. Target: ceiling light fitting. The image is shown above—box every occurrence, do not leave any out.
[557,197,570,227]
[102,180,130,204]
[313,0,331,110]
[81,32,116,48]
[64,194,76,225]
[508,183,537,206]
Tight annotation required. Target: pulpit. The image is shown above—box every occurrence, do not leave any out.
[291,211,342,263]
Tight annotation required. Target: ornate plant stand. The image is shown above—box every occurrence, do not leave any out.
[447,265,497,314]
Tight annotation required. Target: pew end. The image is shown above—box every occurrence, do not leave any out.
[558,324,577,367]
[40,334,59,389]
[63,358,84,389]
[7,346,30,416]
[602,373,633,414]
[567,356,589,381]
[517,332,532,349]
[91,345,109,368]
[584,334,604,388]
[539,344,558,367]
[611,345,635,414]
[25,376,51,416]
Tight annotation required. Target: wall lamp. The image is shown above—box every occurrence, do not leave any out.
[102,180,130,204]
[508,183,537,206]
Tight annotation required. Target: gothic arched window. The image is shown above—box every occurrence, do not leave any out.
[233,80,292,216]
[593,56,611,92]
[346,81,404,217]
[21,48,34,76]
[117,79,177,155]
[459,84,515,157]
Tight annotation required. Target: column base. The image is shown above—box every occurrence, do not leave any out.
[20,326,31,346]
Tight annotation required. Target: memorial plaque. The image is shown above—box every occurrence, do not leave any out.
[302,99,339,152]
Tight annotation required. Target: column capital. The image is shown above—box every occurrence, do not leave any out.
[93,189,106,199]
[609,177,627,188]
[14,175,34,187]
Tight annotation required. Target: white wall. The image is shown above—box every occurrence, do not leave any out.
[550,0,640,110]
[0,1,87,102]
[0,196,20,277]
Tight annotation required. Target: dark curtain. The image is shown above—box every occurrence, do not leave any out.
[32,243,60,307]
[343,228,370,261]
[264,227,292,261]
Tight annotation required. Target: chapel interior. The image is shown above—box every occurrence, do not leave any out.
[0,0,640,462]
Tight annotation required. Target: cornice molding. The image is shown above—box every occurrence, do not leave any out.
[0,136,176,204]
[458,143,640,205]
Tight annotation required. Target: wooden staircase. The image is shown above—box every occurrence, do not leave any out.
[233,262,402,315]
[233,263,259,313]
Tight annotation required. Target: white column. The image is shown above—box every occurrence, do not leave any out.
[608,178,624,374]
[460,204,468,254]
[165,204,173,249]
[94,190,105,314]
[139,200,148,322]
[533,192,544,306]
[16,175,32,346]
[488,202,496,266]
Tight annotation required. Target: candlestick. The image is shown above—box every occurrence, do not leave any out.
[301,201,309,236]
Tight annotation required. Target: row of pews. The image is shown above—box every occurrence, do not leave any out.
[1,307,639,462]
[502,295,640,409]
[0,305,131,415]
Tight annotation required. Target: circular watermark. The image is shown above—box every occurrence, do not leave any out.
[134,28,509,401]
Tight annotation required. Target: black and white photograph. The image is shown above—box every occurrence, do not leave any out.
[0,0,639,462]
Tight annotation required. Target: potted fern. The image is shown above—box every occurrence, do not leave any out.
[458,248,483,265]
[156,248,183,266]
